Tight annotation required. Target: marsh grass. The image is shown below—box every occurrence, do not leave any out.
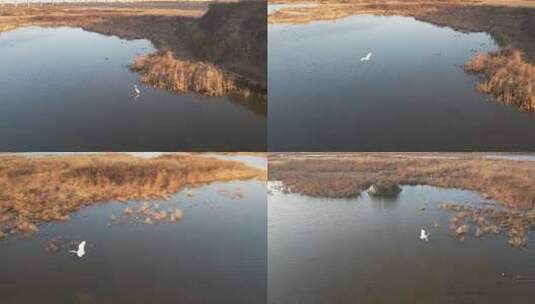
[0,154,265,237]
[269,153,535,209]
[130,51,266,102]
[464,48,535,111]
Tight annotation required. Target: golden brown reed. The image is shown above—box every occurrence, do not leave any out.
[0,153,265,237]
[464,48,535,111]
[130,51,266,102]
[439,202,535,247]
[269,153,535,209]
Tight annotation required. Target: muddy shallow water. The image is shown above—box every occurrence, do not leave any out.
[0,27,266,151]
[268,184,535,303]
[0,180,267,304]
[268,14,535,151]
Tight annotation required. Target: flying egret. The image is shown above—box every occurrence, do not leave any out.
[420,229,430,242]
[134,84,141,96]
[69,241,86,258]
[360,52,372,62]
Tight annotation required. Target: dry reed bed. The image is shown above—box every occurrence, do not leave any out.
[0,154,265,238]
[464,48,535,111]
[268,153,535,209]
[130,51,266,103]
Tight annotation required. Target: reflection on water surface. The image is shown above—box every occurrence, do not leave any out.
[269,184,535,303]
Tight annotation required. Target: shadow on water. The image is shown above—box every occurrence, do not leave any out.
[0,26,266,151]
[268,14,535,151]
[0,180,267,304]
[268,184,535,303]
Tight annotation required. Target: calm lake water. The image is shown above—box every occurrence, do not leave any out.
[0,27,266,151]
[268,184,535,303]
[0,180,267,304]
[268,14,535,151]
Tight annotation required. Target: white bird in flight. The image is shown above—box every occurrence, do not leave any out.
[360,52,372,62]
[420,229,430,242]
[134,84,141,96]
[69,241,86,258]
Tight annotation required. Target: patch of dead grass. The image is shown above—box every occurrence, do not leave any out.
[269,153,535,209]
[130,51,266,102]
[0,153,265,237]
[464,48,535,111]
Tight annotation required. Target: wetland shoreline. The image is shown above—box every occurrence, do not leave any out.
[269,153,535,248]
[269,153,535,209]
[0,1,267,102]
[269,0,535,111]
[0,153,266,239]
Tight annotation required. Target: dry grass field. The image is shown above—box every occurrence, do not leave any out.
[0,153,265,238]
[269,153,535,209]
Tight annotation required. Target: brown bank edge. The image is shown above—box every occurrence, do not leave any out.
[268,0,535,111]
[268,153,535,209]
[0,1,267,104]
[0,153,266,239]
[269,153,535,247]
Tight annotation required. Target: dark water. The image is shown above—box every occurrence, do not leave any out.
[0,27,266,151]
[268,184,535,303]
[0,180,267,304]
[268,14,535,151]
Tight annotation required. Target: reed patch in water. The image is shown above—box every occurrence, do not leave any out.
[464,48,535,111]
[131,51,266,103]
[439,202,535,248]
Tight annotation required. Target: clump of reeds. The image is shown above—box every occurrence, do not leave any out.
[121,202,183,225]
[464,48,535,111]
[439,202,535,248]
[130,51,265,102]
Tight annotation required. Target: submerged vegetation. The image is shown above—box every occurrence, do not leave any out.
[0,154,265,238]
[113,201,184,226]
[464,49,535,111]
[269,153,535,209]
[130,51,266,103]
